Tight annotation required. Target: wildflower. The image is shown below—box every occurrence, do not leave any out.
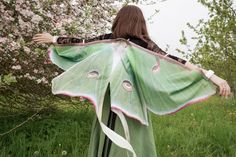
[61,150,67,156]
[34,151,39,156]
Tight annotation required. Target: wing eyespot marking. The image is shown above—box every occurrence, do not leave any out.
[87,70,99,78]
[152,64,160,73]
[122,80,132,92]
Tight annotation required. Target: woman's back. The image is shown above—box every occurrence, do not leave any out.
[56,33,186,64]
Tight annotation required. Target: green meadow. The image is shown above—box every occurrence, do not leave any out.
[0,95,235,157]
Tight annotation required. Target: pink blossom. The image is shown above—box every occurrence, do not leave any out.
[1,0,120,89]
[23,46,31,54]
[22,61,29,65]
[33,69,39,73]
[53,20,62,28]
[24,73,30,78]
[11,65,22,70]
[21,9,34,18]
[31,15,43,24]
[0,37,7,43]
[16,0,24,5]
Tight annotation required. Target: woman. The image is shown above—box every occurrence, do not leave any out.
[33,5,230,157]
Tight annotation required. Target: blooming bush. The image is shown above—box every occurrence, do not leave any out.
[0,0,119,95]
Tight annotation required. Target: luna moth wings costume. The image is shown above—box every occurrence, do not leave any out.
[48,38,216,157]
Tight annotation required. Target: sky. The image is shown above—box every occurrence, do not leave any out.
[138,0,210,59]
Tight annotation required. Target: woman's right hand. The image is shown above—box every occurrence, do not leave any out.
[185,62,231,98]
[209,74,231,98]
[33,33,54,44]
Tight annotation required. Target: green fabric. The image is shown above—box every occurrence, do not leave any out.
[88,89,158,157]
[48,40,216,157]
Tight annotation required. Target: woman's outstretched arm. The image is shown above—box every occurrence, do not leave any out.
[33,33,231,97]
[185,62,231,97]
[33,33,112,44]
[148,41,231,98]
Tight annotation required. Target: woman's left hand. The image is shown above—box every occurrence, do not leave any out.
[209,75,231,97]
[33,33,54,44]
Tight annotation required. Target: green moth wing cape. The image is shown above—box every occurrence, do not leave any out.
[48,39,216,157]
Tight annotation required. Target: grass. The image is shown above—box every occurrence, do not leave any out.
[153,97,236,157]
[0,95,236,157]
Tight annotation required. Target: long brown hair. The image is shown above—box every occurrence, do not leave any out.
[112,5,151,42]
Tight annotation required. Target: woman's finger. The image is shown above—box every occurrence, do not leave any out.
[33,35,49,39]
[34,39,50,43]
[33,38,46,42]
[34,34,42,36]
[37,41,49,44]
[33,34,45,38]
[33,37,43,41]
[33,37,51,42]
[33,34,41,37]
[33,37,49,41]
[221,82,230,97]
[33,34,49,40]
[219,84,225,96]
[223,82,229,96]
[33,37,46,41]
[225,84,231,97]
[223,84,227,96]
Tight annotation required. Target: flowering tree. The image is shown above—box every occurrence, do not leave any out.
[0,0,119,95]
